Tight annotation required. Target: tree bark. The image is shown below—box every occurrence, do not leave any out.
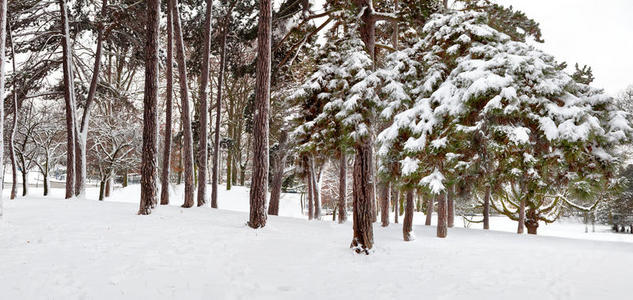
[310,156,321,220]
[196,0,213,207]
[337,152,347,223]
[268,129,288,216]
[160,0,174,206]
[437,192,447,238]
[138,0,160,215]
[517,196,525,234]
[483,186,490,230]
[105,177,112,198]
[99,180,105,201]
[447,186,454,228]
[392,187,399,224]
[526,209,538,235]
[379,180,390,227]
[306,157,314,220]
[425,195,433,226]
[170,0,195,208]
[350,140,375,253]
[21,171,27,196]
[247,0,271,229]
[43,175,49,196]
[59,0,77,199]
[8,22,17,201]
[0,0,5,217]
[403,189,414,241]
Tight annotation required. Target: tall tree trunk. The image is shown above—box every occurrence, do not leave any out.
[403,189,414,241]
[268,129,288,216]
[379,180,390,227]
[350,140,375,254]
[392,187,399,224]
[247,0,271,229]
[425,195,433,226]
[0,0,5,217]
[337,152,347,223]
[437,192,447,238]
[310,156,321,220]
[211,8,229,209]
[160,0,175,206]
[447,186,454,228]
[59,0,77,199]
[196,0,213,207]
[138,0,160,215]
[8,22,17,201]
[75,0,107,198]
[483,186,490,230]
[170,0,195,208]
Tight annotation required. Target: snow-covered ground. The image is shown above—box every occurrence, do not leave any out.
[1,185,632,299]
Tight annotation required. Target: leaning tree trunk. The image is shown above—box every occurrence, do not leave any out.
[483,186,490,230]
[138,0,160,215]
[403,189,414,241]
[268,129,288,216]
[160,0,174,206]
[75,0,107,198]
[425,195,433,226]
[447,186,454,228]
[350,139,375,253]
[247,0,271,229]
[170,0,195,208]
[379,180,390,227]
[196,0,213,207]
[337,152,347,223]
[437,191,447,238]
[59,0,77,199]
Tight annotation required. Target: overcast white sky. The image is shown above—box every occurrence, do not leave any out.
[310,0,633,95]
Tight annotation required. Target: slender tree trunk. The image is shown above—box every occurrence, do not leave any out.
[138,0,160,215]
[392,187,399,224]
[425,195,433,226]
[211,6,230,209]
[310,156,321,220]
[59,0,77,199]
[7,22,17,201]
[437,192,447,238]
[350,140,375,253]
[268,129,288,216]
[517,196,525,234]
[447,186,454,228]
[247,0,271,228]
[0,0,5,217]
[402,189,414,241]
[21,171,27,196]
[337,152,347,223]
[306,158,314,220]
[195,0,213,207]
[170,0,195,208]
[160,0,175,206]
[379,180,390,227]
[483,186,490,230]
[226,141,232,190]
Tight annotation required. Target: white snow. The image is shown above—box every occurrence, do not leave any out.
[1,184,632,299]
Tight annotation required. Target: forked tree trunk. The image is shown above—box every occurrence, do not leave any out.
[425,195,433,226]
[437,192,447,238]
[196,0,213,207]
[170,0,195,208]
[59,0,77,199]
[247,0,271,229]
[75,0,107,198]
[392,187,399,224]
[483,186,490,230]
[138,0,160,215]
[268,130,288,216]
[350,140,375,253]
[337,152,347,223]
[403,189,414,241]
[160,0,174,206]
[447,187,454,228]
[379,180,390,227]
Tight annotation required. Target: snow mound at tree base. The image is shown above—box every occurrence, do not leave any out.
[0,196,631,299]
